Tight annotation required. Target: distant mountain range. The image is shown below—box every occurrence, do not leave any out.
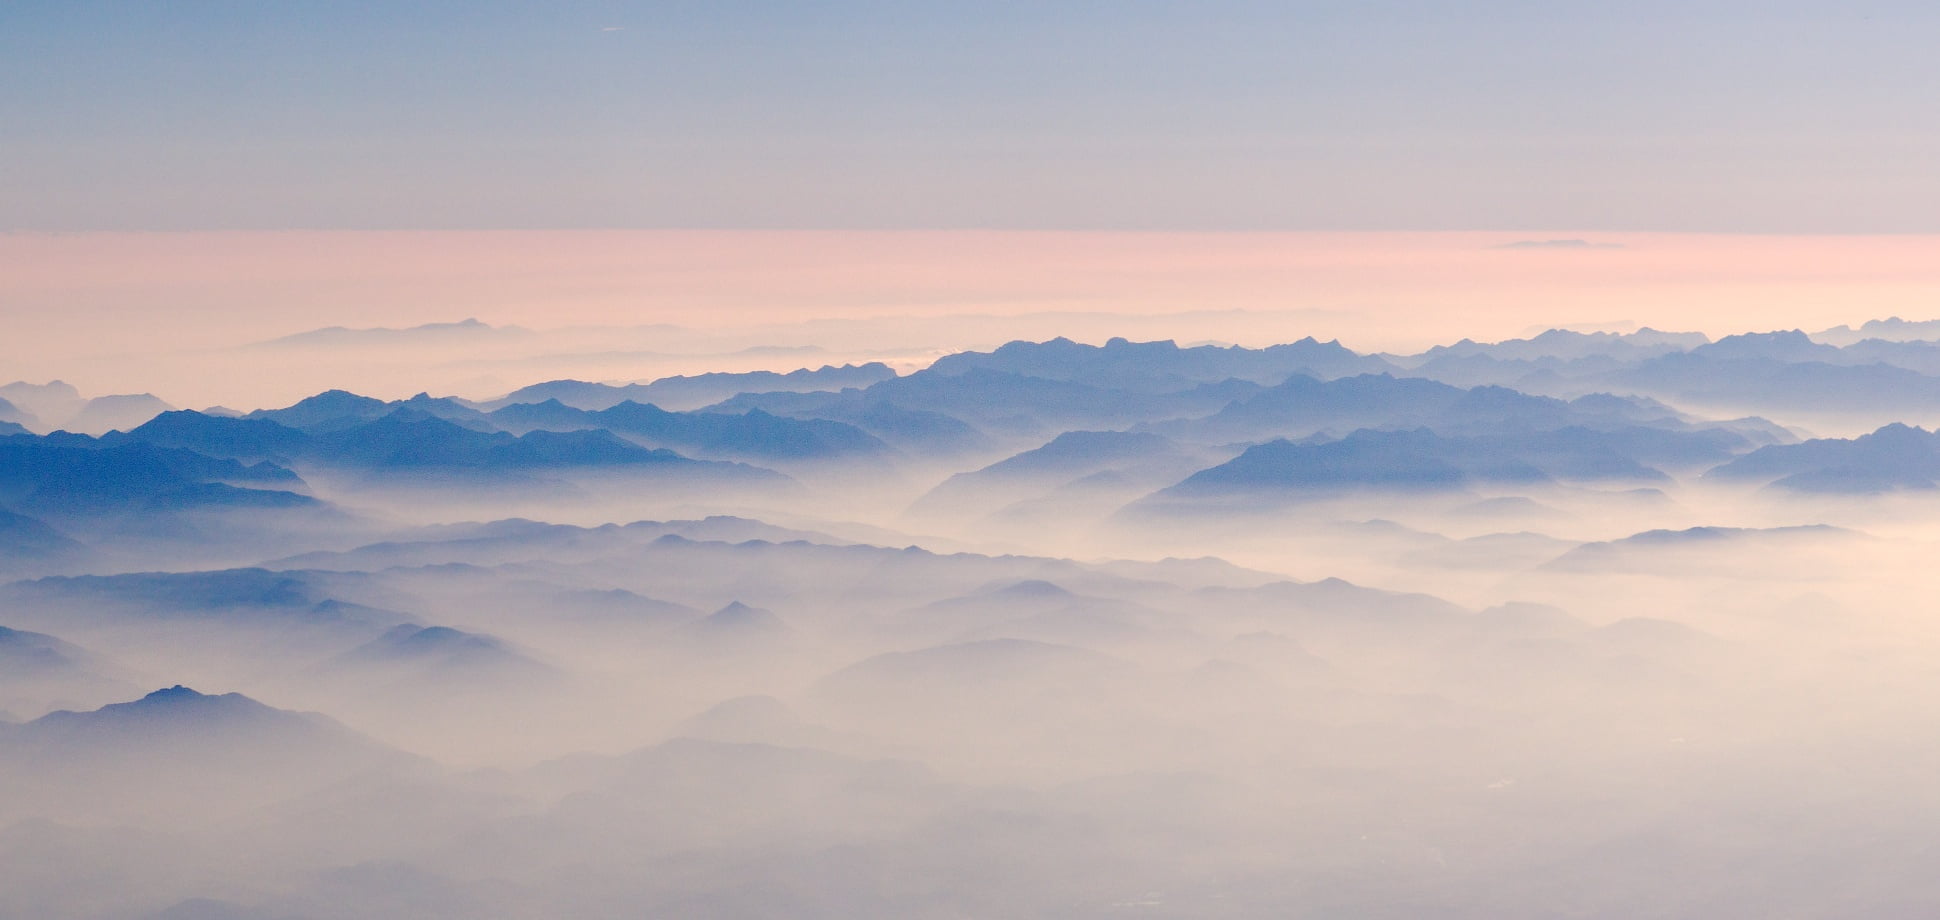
[1706,423,1940,492]
[104,405,792,483]
[0,686,418,825]
[253,318,530,348]
[484,363,898,411]
[12,319,1940,567]
[0,381,175,435]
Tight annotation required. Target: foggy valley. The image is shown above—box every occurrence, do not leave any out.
[6,324,1940,918]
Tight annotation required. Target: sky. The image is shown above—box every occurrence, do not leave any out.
[8,229,1940,410]
[5,1,1940,232]
[6,2,1940,405]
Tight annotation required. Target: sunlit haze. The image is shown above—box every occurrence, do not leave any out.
[9,230,1940,408]
[8,3,1940,919]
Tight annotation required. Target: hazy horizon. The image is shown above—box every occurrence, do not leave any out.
[9,228,1940,409]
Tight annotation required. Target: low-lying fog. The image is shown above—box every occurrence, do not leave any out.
[6,326,1940,919]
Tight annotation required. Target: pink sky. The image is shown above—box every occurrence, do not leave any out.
[5,230,1940,406]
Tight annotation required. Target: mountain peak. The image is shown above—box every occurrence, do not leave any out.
[698,601,789,634]
[985,579,1073,599]
[140,684,208,703]
[28,685,280,730]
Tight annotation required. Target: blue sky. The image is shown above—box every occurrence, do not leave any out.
[4,1,1937,231]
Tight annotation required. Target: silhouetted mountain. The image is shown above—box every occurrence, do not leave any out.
[682,601,791,644]
[490,380,651,411]
[911,430,1225,521]
[1160,431,1481,495]
[1588,353,1940,416]
[327,624,552,683]
[0,437,306,515]
[491,400,890,464]
[605,403,888,462]
[632,364,899,410]
[139,482,320,512]
[247,389,394,432]
[1391,353,1615,390]
[0,569,407,643]
[1400,328,1708,364]
[834,401,992,456]
[0,507,87,561]
[1828,339,1940,377]
[263,516,843,572]
[238,389,494,434]
[1609,524,1846,547]
[0,686,417,825]
[1152,427,1667,503]
[255,317,524,348]
[1692,330,1841,363]
[1393,329,1712,390]
[114,410,312,462]
[13,566,309,607]
[698,395,993,458]
[1388,328,1940,423]
[388,393,498,430]
[0,625,137,715]
[1813,316,1940,346]
[966,431,1184,480]
[489,363,898,411]
[728,367,1261,441]
[1161,373,1693,443]
[134,401,798,479]
[309,409,733,472]
[1545,524,1856,571]
[0,396,36,430]
[0,380,83,428]
[16,686,326,742]
[925,336,1394,392]
[902,579,1168,649]
[482,397,588,430]
[706,600,788,629]
[0,382,173,434]
[1705,423,1940,492]
[67,393,175,435]
[340,623,507,662]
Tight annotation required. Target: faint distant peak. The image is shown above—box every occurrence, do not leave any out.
[979,578,1074,599]
[0,379,81,399]
[1492,239,1625,250]
[1811,316,1940,345]
[1693,328,1837,361]
[1860,316,1940,334]
[251,318,528,348]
